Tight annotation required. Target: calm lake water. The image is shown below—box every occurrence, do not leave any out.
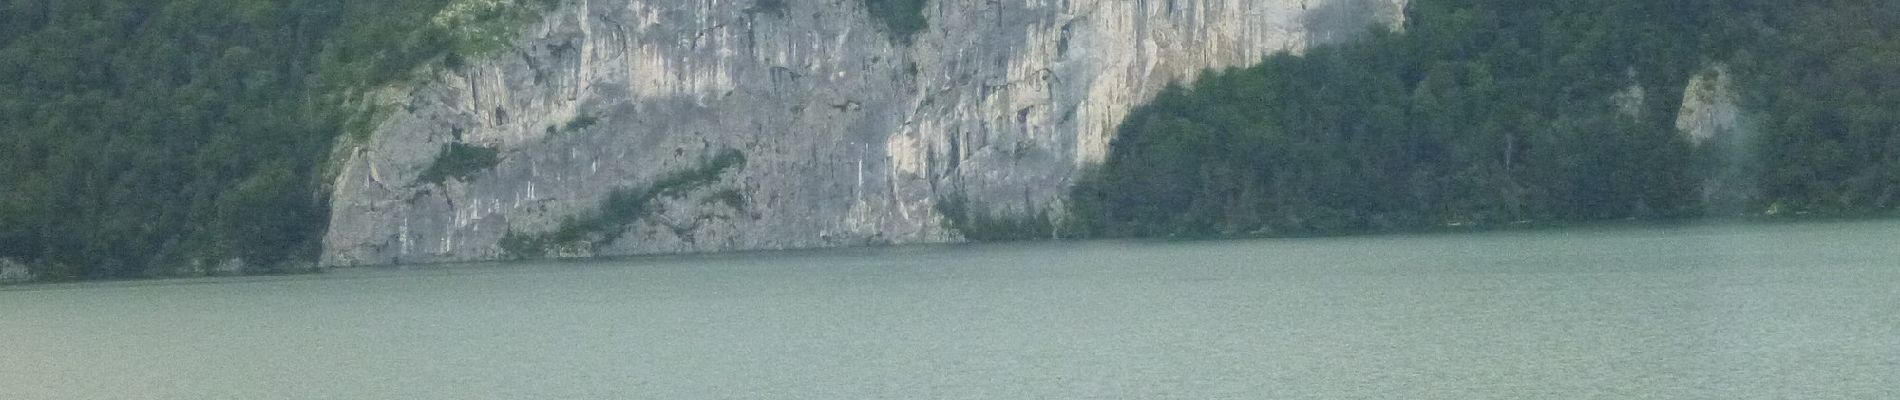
[4,221,1898,399]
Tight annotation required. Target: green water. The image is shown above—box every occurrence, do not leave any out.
[4,221,1897,399]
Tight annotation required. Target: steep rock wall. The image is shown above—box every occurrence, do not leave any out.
[322,0,1408,266]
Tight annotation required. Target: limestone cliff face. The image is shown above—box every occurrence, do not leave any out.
[321,0,1409,266]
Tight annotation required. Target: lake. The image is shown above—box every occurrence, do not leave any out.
[3,221,1898,399]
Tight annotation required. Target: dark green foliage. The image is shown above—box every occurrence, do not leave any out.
[862,0,928,40]
[501,149,746,258]
[544,114,598,137]
[934,194,1056,242]
[562,114,598,133]
[1728,1,1900,214]
[1068,0,1899,238]
[0,0,559,279]
[417,143,501,185]
[706,188,747,210]
[748,0,787,16]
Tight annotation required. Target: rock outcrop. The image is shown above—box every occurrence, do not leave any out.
[321,0,1409,266]
[1677,65,1742,146]
[1677,64,1758,210]
[0,258,30,284]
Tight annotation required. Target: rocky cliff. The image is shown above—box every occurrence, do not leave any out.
[321,0,1410,266]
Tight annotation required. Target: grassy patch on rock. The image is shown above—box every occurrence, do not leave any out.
[863,0,929,41]
[418,143,502,185]
[500,149,747,258]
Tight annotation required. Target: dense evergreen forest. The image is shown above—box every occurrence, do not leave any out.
[1061,0,1900,238]
[0,0,557,280]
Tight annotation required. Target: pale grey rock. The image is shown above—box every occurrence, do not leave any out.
[213,258,247,276]
[1678,64,1757,210]
[0,258,30,284]
[1677,64,1741,145]
[1613,84,1646,118]
[322,0,1409,267]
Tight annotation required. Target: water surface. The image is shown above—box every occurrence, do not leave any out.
[4,221,1898,399]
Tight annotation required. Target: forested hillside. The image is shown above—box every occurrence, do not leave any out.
[0,0,557,280]
[1063,0,1900,238]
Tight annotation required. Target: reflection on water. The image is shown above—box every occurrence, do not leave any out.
[4,221,1898,399]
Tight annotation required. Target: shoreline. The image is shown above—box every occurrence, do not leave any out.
[6,213,1894,288]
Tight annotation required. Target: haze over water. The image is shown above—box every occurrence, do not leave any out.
[4,221,1898,399]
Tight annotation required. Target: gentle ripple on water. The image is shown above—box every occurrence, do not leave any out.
[3,220,1898,399]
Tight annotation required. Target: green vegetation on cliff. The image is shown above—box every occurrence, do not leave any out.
[935,194,1056,242]
[1,0,1893,278]
[418,143,502,185]
[1062,0,1900,238]
[863,0,929,40]
[499,149,747,259]
[0,0,559,280]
